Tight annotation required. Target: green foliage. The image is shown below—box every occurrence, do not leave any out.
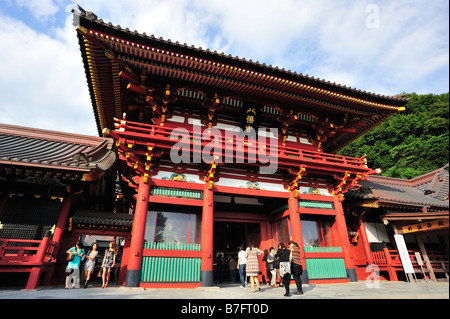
[338,93,449,179]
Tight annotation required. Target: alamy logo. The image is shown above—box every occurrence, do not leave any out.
[169,124,279,174]
[365,264,380,288]
[366,4,380,29]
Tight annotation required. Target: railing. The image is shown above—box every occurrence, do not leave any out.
[371,250,388,265]
[141,243,201,283]
[0,238,55,265]
[110,119,373,174]
[371,249,448,268]
[371,248,449,280]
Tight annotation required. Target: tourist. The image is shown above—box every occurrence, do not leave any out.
[289,241,304,295]
[114,244,122,285]
[262,249,269,285]
[101,241,116,288]
[65,241,85,289]
[228,255,237,283]
[215,253,224,284]
[267,247,277,287]
[275,242,291,296]
[237,244,247,288]
[245,242,263,292]
[83,243,98,288]
[274,243,284,286]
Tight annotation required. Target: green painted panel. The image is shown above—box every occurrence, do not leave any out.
[304,247,342,253]
[299,200,334,210]
[151,186,202,199]
[305,258,347,279]
[141,257,201,283]
[143,242,200,250]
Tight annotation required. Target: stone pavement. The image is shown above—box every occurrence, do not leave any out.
[0,281,448,299]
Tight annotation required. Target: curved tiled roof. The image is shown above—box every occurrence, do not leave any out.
[72,7,409,152]
[0,123,116,181]
[347,169,449,209]
[73,8,408,104]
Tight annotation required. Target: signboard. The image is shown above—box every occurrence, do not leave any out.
[240,102,262,139]
[414,252,424,266]
[393,234,415,274]
[402,219,449,234]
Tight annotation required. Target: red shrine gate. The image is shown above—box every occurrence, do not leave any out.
[72,8,409,287]
[105,118,386,287]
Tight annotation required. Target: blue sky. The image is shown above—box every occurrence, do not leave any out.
[0,0,448,136]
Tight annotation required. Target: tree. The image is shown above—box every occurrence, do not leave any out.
[338,93,449,179]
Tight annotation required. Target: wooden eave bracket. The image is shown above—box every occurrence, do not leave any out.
[330,171,367,201]
[118,65,173,127]
[312,114,355,150]
[122,72,173,127]
[287,165,307,197]
[277,109,298,146]
[122,174,138,190]
[144,144,155,179]
[203,156,219,190]
[113,113,128,132]
[202,93,223,128]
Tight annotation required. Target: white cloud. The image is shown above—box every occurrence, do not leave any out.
[12,0,62,21]
[70,0,448,96]
[0,12,96,135]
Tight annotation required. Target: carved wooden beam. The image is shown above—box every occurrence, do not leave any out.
[287,165,307,197]
[329,170,368,201]
[312,114,352,150]
[202,93,223,128]
[203,156,219,190]
[276,109,298,146]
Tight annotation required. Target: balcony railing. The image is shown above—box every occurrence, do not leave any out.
[0,238,55,266]
[371,249,448,267]
[370,248,449,280]
[109,119,374,175]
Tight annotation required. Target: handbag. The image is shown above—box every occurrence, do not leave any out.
[291,262,303,275]
[67,249,75,261]
[273,259,280,269]
[81,250,89,263]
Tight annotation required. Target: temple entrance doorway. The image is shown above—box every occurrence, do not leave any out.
[213,221,261,283]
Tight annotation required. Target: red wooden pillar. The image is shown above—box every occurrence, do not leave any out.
[288,192,308,282]
[125,176,150,287]
[357,215,373,265]
[200,183,214,286]
[288,193,303,249]
[119,235,131,285]
[259,221,272,251]
[51,196,72,258]
[333,195,357,281]
[43,195,72,284]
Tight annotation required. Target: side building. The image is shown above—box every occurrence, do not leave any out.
[345,165,449,282]
[0,123,132,288]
